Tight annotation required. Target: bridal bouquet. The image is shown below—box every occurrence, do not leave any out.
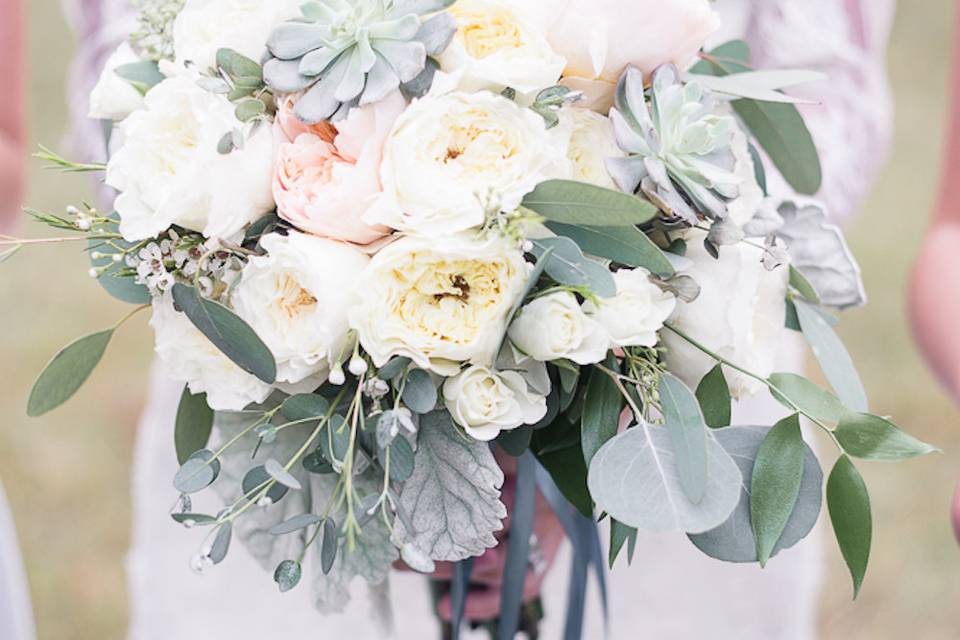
[7,0,935,635]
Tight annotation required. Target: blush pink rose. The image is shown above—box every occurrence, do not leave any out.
[273,92,405,245]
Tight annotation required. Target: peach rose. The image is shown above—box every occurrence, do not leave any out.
[273,92,405,245]
[547,0,720,111]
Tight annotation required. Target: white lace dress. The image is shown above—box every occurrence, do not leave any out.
[67,0,895,638]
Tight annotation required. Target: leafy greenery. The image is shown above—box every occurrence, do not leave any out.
[27,330,114,417]
[696,364,731,428]
[174,386,214,464]
[522,180,658,226]
[827,455,872,598]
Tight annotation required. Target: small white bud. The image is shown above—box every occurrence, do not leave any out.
[87,268,99,278]
[348,355,368,376]
[90,251,102,260]
[256,497,274,508]
[522,240,534,253]
[112,253,123,263]
[328,363,346,386]
[65,205,80,216]
[76,219,92,231]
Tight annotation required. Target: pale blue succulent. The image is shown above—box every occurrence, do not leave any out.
[607,64,741,223]
[263,0,457,123]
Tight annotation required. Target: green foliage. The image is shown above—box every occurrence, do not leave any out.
[794,299,868,412]
[173,450,220,494]
[522,180,658,226]
[171,283,277,384]
[750,415,805,566]
[545,222,675,278]
[281,393,330,422]
[530,237,616,297]
[696,364,731,428]
[768,373,846,423]
[274,559,302,592]
[174,386,214,464]
[659,373,709,504]
[581,359,624,466]
[114,60,165,94]
[321,519,338,575]
[834,413,938,461]
[608,519,638,568]
[827,455,872,598]
[27,330,113,416]
[402,369,438,414]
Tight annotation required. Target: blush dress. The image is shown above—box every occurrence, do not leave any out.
[65,0,895,637]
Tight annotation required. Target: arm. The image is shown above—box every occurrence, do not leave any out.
[909,1,960,404]
[0,0,25,233]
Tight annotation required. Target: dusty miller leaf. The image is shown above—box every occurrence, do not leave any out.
[392,411,507,561]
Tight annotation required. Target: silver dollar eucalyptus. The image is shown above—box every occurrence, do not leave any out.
[607,64,741,223]
[263,0,458,123]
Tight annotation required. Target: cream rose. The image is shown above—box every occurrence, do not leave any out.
[173,0,303,71]
[546,0,720,111]
[559,107,625,189]
[273,92,404,245]
[438,0,566,98]
[509,291,609,364]
[366,91,568,236]
[349,233,530,375]
[583,268,676,348]
[150,294,272,412]
[231,232,370,386]
[661,230,789,398]
[443,365,547,441]
[88,42,146,121]
[106,75,274,242]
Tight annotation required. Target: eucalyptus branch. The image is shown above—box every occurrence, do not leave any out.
[662,322,843,449]
[0,234,122,247]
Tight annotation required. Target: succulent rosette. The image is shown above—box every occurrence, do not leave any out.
[8,0,933,636]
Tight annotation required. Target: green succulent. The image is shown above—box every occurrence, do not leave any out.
[607,64,741,223]
[263,0,457,123]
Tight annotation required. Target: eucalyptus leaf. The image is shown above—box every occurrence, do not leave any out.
[659,374,709,504]
[794,299,868,413]
[522,179,658,226]
[750,415,805,566]
[171,283,277,384]
[581,359,624,466]
[533,442,593,519]
[789,265,820,304]
[392,411,507,561]
[545,222,674,277]
[281,394,330,422]
[265,459,303,490]
[402,369,437,414]
[696,364,731,428]
[171,512,217,527]
[530,237,616,297]
[834,413,938,461]
[242,465,289,504]
[687,69,826,104]
[321,518,339,574]
[587,421,741,533]
[270,514,324,536]
[235,98,266,122]
[216,48,262,82]
[88,213,150,304]
[497,427,533,457]
[174,450,221,494]
[27,329,113,416]
[768,373,845,423]
[688,426,822,563]
[114,60,164,92]
[827,455,872,598]
[175,386,214,464]
[209,523,233,564]
[388,435,416,483]
[274,559,302,592]
[378,357,411,381]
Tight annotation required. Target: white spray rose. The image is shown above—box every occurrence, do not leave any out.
[88,42,146,121]
[173,0,303,71]
[231,232,370,386]
[349,233,530,376]
[443,365,548,441]
[366,91,568,236]
[150,294,272,412]
[106,75,274,242]
[559,107,625,189]
[509,291,609,365]
[583,268,676,348]
[546,0,720,111]
[438,0,566,98]
[661,230,789,398]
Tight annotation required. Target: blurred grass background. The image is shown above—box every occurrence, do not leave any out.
[0,1,957,638]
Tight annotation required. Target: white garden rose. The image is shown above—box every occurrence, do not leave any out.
[172,0,303,71]
[583,268,676,348]
[725,128,765,228]
[106,75,274,242]
[349,233,530,376]
[231,232,370,386]
[546,0,720,111]
[88,42,146,121]
[366,91,568,236]
[661,230,789,398]
[438,0,566,98]
[509,291,609,365]
[443,365,548,441]
[150,294,272,412]
[559,107,625,189]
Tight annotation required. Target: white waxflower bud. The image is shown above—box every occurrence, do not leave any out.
[328,363,346,386]
[87,268,99,278]
[348,355,368,376]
